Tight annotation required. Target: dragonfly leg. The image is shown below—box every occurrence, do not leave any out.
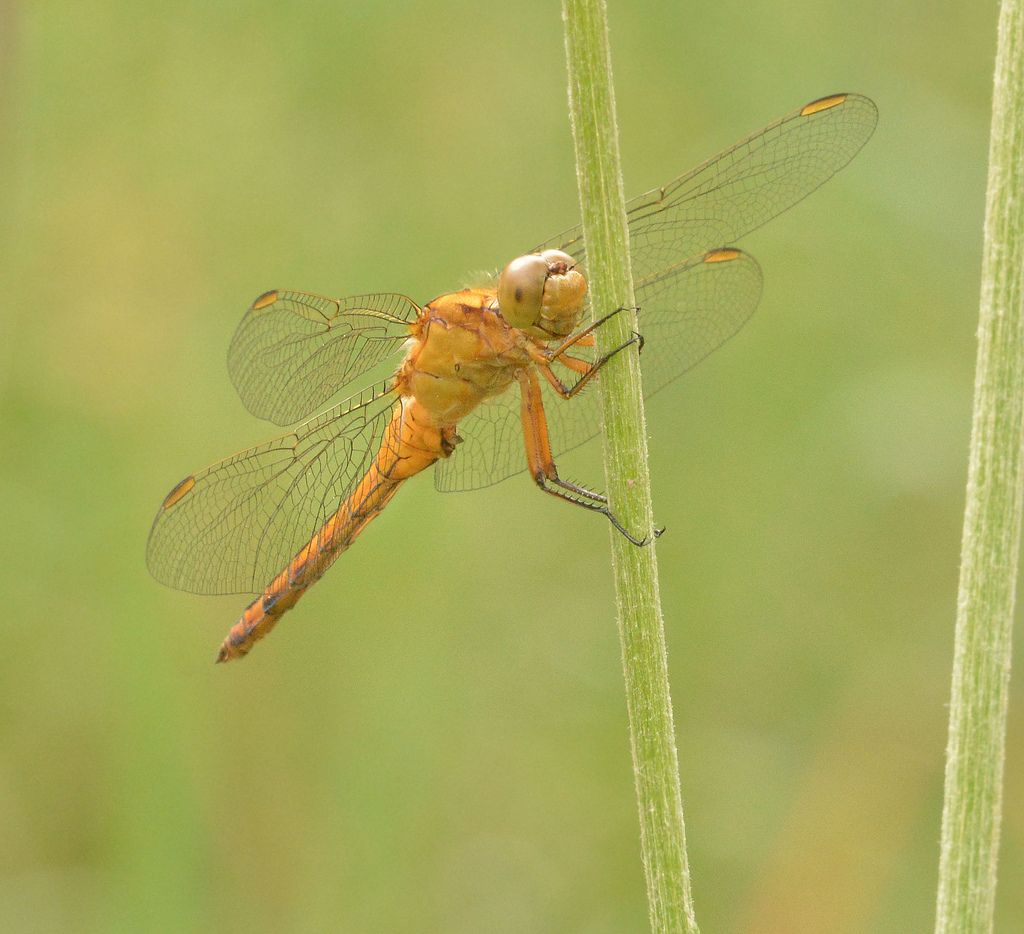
[546,305,635,359]
[549,350,592,375]
[539,330,643,400]
[517,368,656,546]
[546,474,607,504]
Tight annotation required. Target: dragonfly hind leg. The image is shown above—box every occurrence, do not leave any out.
[517,367,659,547]
[535,473,655,546]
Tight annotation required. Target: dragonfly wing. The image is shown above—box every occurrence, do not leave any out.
[434,390,527,492]
[436,94,875,493]
[434,248,762,492]
[632,247,763,396]
[534,93,877,279]
[147,383,399,595]
[228,290,419,426]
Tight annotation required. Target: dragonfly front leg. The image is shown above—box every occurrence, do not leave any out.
[546,305,637,359]
[533,308,644,400]
[516,368,654,546]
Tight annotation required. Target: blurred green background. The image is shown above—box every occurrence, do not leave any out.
[1,1,1019,931]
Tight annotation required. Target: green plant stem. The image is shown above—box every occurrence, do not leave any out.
[935,2,1024,931]
[560,2,697,931]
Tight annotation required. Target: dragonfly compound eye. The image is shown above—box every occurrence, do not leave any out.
[497,254,549,328]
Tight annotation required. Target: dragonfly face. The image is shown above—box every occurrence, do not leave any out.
[148,92,878,661]
[496,248,587,338]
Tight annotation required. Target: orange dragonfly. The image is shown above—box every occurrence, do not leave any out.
[148,92,877,663]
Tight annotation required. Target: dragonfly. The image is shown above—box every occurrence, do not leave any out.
[147,92,877,663]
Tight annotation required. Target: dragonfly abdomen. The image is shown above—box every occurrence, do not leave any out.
[216,397,448,662]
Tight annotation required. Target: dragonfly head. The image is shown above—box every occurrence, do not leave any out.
[497,249,586,337]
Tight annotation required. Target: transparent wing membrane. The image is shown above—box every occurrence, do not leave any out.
[147,384,399,594]
[534,93,878,278]
[435,93,876,492]
[228,290,418,426]
[435,249,762,491]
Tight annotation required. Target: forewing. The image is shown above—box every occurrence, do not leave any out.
[534,93,878,278]
[228,290,419,426]
[436,93,875,493]
[435,249,762,491]
[147,384,399,595]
